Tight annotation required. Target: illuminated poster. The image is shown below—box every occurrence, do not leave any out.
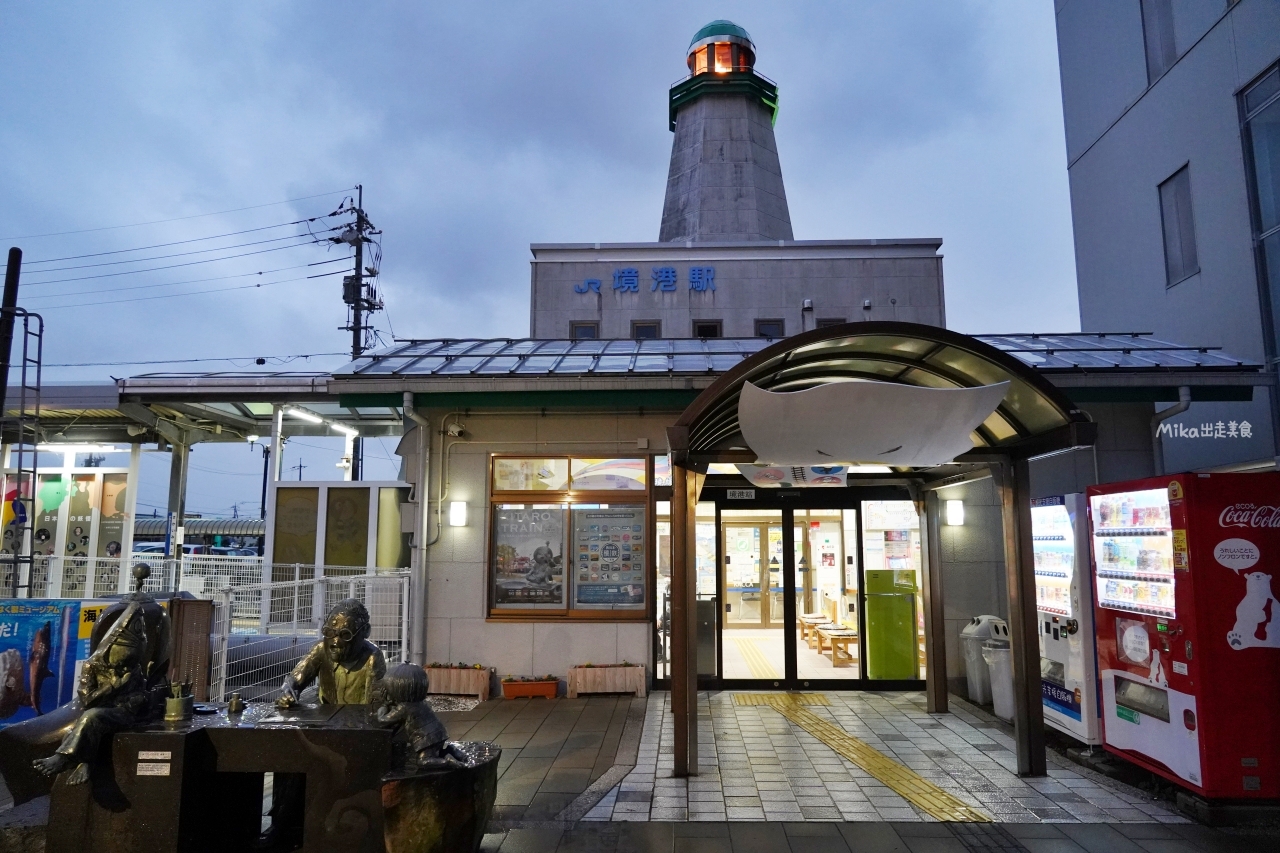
[571,506,645,608]
[324,487,369,567]
[273,487,319,571]
[492,506,565,608]
[493,458,568,491]
[0,600,80,727]
[96,473,128,559]
[33,475,67,558]
[66,475,96,558]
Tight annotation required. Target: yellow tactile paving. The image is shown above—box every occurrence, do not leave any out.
[741,693,991,823]
[733,692,829,706]
[732,638,781,679]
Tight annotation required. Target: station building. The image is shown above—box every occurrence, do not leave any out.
[8,20,1272,776]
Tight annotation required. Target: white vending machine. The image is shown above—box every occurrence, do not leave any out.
[1031,494,1101,745]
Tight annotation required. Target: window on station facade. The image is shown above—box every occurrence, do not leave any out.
[1140,0,1177,83]
[815,318,846,329]
[693,320,722,339]
[754,318,784,339]
[1243,66,1280,361]
[1158,165,1199,287]
[570,322,598,340]
[632,321,661,340]
[489,456,652,618]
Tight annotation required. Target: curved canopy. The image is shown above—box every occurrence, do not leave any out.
[671,322,1095,467]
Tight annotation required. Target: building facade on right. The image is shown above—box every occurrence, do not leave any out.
[1054,0,1280,471]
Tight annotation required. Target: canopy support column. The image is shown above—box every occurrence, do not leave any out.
[670,462,704,777]
[920,490,948,714]
[993,457,1047,776]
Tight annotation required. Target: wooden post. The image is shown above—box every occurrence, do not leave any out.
[992,457,1047,776]
[920,491,948,714]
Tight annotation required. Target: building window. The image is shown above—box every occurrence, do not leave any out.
[1141,0,1177,84]
[632,321,661,340]
[570,322,598,340]
[755,319,784,339]
[692,320,722,339]
[815,318,846,329]
[1158,165,1199,286]
[489,456,650,619]
[1243,67,1280,361]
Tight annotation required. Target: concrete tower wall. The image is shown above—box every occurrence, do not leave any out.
[659,94,794,243]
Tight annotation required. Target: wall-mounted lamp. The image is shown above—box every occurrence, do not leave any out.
[945,499,965,526]
[449,501,468,527]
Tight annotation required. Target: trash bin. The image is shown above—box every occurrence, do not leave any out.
[959,615,1008,705]
[982,640,1015,722]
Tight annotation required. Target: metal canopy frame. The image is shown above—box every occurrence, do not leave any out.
[664,322,1100,781]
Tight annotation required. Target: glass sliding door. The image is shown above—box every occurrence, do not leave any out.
[721,509,785,680]
[862,500,924,680]
[791,509,860,679]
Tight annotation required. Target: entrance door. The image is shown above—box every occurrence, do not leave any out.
[721,510,786,681]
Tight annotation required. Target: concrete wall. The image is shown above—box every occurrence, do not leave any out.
[529,241,945,339]
[1055,0,1280,465]
[412,408,678,679]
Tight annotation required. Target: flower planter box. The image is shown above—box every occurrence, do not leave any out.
[566,665,646,699]
[426,667,491,701]
[501,680,558,699]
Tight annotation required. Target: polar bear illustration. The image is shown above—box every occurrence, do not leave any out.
[1227,571,1280,650]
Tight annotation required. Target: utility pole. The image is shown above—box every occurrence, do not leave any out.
[335,185,382,482]
[290,459,307,481]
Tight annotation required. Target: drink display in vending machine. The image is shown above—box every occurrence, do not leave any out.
[1031,494,1099,745]
[1088,473,1280,800]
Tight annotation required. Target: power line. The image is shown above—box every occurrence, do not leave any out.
[20,239,343,286]
[0,187,356,240]
[24,217,336,264]
[23,228,341,274]
[34,269,344,310]
[21,257,349,301]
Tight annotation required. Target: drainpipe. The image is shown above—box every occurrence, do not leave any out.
[1151,387,1192,477]
[403,392,431,666]
[801,299,814,333]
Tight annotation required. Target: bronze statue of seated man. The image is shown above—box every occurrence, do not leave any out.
[277,597,387,708]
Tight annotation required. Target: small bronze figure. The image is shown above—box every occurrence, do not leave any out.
[31,603,150,785]
[372,664,465,770]
[276,598,386,707]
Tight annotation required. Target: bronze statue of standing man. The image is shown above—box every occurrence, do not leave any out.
[277,598,386,707]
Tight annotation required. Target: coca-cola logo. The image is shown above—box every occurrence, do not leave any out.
[1219,504,1280,528]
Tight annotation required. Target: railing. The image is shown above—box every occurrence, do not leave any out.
[208,573,410,702]
[7,554,290,600]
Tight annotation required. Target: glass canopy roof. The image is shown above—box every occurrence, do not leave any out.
[336,332,1255,378]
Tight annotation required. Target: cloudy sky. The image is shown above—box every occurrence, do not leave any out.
[1,1,1077,516]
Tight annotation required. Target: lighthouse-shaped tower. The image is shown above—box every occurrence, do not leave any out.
[659,20,794,243]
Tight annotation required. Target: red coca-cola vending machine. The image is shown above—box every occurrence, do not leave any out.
[1088,472,1280,799]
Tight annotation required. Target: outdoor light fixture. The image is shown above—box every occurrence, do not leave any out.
[946,499,965,526]
[246,434,260,443]
[449,501,467,527]
[331,424,359,437]
[285,408,323,424]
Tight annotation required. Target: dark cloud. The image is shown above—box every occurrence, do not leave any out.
[0,0,1077,513]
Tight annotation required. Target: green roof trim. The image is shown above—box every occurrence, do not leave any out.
[689,20,753,49]
[669,71,778,131]
[339,389,701,410]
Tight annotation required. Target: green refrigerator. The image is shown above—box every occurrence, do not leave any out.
[864,569,918,679]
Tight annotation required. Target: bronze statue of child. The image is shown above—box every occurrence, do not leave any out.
[276,597,386,707]
[373,664,466,771]
[32,604,150,785]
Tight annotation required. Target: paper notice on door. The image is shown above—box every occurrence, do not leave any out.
[138,751,171,760]
[136,762,171,776]
[1172,661,1188,676]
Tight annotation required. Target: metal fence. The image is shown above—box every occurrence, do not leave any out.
[208,573,410,702]
[7,554,282,600]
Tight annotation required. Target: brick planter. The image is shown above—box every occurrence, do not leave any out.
[566,665,646,698]
[425,666,491,700]
[501,680,558,699]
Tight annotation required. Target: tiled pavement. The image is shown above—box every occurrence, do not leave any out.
[581,691,1191,824]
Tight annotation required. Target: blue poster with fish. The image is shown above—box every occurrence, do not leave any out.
[0,600,81,726]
